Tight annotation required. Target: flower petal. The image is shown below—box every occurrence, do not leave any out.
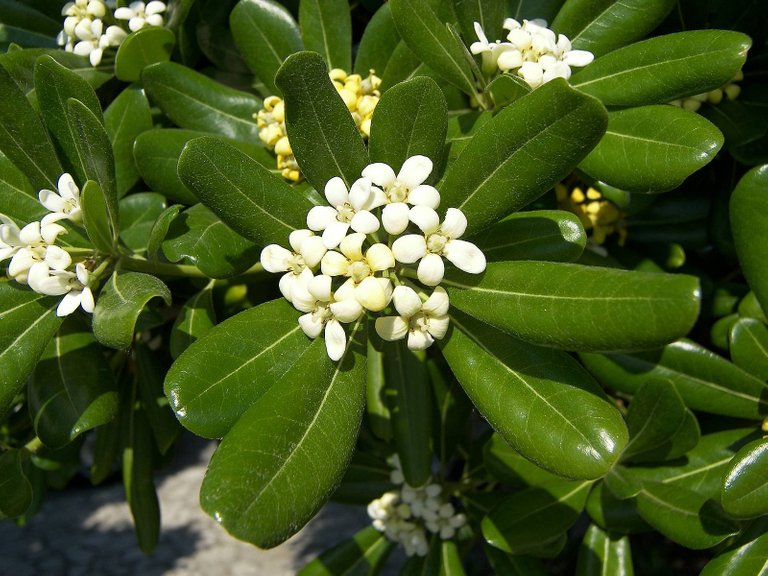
[44,245,73,271]
[393,285,422,318]
[441,208,467,239]
[407,329,434,351]
[308,274,332,302]
[422,286,449,316]
[279,272,297,302]
[497,49,523,71]
[563,49,594,67]
[397,156,433,189]
[334,278,356,301]
[260,244,292,273]
[377,278,393,308]
[427,316,450,340]
[80,286,95,313]
[392,235,427,264]
[362,162,397,188]
[375,316,409,341]
[350,210,380,235]
[348,178,374,211]
[57,173,79,200]
[299,235,327,268]
[307,205,338,231]
[321,250,349,276]
[288,229,314,253]
[409,205,440,235]
[417,253,445,286]
[39,189,66,213]
[324,176,349,207]
[407,185,440,209]
[366,243,395,272]
[57,291,82,317]
[355,276,388,312]
[340,232,365,261]
[322,220,351,249]
[291,282,318,313]
[382,202,410,235]
[298,313,324,338]
[324,319,347,361]
[330,299,363,323]
[40,222,66,244]
[444,239,486,274]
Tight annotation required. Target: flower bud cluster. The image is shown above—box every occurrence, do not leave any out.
[470,18,593,88]
[556,182,627,246]
[260,155,487,360]
[1,174,95,317]
[670,71,743,113]
[255,69,382,182]
[366,456,467,556]
[57,0,167,67]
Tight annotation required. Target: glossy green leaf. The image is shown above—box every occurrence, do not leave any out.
[0,281,63,421]
[472,210,586,262]
[80,180,114,253]
[34,54,101,184]
[354,3,400,76]
[0,61,61,190]
[275,51,368,190]
[0,450,32,519]
[380,41,427,91]
[200,321,367,548]
[579,106,723,193]
[333,451,393,506]
[104,85,153,196]
[162,203,260,279]
[701,517,768,576]
[298,525,393,576]
[369,76,447,175]
[443,262,700,352]
[389,0,477,97]
[365,332,392,441]
[721,438,768,519]
[440,79,607,235]
[711,313,738,352]
[66,98,118,235]
[440,311,627,480]
[29,319,118,449]
[486,73,531,109]
[429,359,471,467]
[483,433,566,487]
[114,26,174,82]
[731,165,768,314]
[575,524,634,576]
[92,271,171,350]
[730,317,768,380]
[383,340,432,487]
[0,154,45,227]
[738,291,767,324]
[603,466,642,500]
[634,481,738,549]
[570,31,751,107]
[299,0,351,71]
[586,481,649,534]
[581,340,768,420]
[169,286,216,360]
[230,0,303,95]
[164,299,307,438]
[437,540,465,575]
[552,0,675,57]
[118,192,167,253]
[177,136,311,245]
[142,62,261,142]
[485,546,548,576]
[135,343,181,455]
[454,0,506,43]
[0,0,58,49]
[622,379,699,463]
[91,415,121,486]
[0,48,111,94]
[146,203,181,260]
[483,480,591,554]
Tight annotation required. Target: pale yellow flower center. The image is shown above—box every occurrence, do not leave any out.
[426,233,448,254]
[387,182,409,203]
[349,260,372,283]
[336,203,356,223]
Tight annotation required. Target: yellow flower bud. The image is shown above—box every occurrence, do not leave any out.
[329,68,347,82]
[357,95,378,117]
[724,84,741,101]
[272,100,285,122]
[264,95,282,111]
[339,88,358,111]
[361,118,372,138]
[274,135,292,156]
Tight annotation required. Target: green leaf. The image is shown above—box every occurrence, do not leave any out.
[578,106,723,193]
[146,203,181,260]
[0,60,61,190]
[81,180,114,253]
[585,481,649,534]
[298,525,393,576]
[454,0,506,43]
[622,379,700,464]
[484,433,566,487]
[471,210,586,263]
[552,0,675,57]
[570,31,751,107]
[66,98,118,235]
[389,0,477,97]
[443,262,700,352]
[29,319,118,449]
[104,85,153,197]
[440,79,607,236]
[730,318,768,380]
[580,340,768,420]
[230,0,303,95]
[369,76,447,177]
[482,480,592,555]
[731,165,768,314]
[114,26,175,83]
[275,51,368,190]
[92,271,171,350]
[354,3,400,76]
[299,0,351,71]
[199,321,367,548]
[485,546,549,576]
[333,451,394,505]
[0,152,46,224]
[33,55,101,185]
[142,62,261,142]
[0,0,58,49]
[0,281,63,421]
[177,136,311,245]
[91,417,121,486]
[429,358,471,467]
[575,524,634,576]
[135,343,181,455]
[162,203,260,279]
[721,438,768,519]
[437,540,465,575]
[383,340,432,487]
[365,332,392,441]
[118,192,167,254]
[0,49,112,94]
[634,481,738,549]
[381,41,427,91]
[164,299,308,438]
[0,450,32,519]
[169,286,216,360]
[701,517,768,576]
[486,73,531,109]
[440,311,628,480]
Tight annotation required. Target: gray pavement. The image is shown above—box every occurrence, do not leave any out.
[0,434,373,575]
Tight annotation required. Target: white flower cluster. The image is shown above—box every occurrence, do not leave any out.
[0,174,94,317]
[367,456,467,556]
[57,0,167,67]
[471,18,593,88]
[260,155,486,360]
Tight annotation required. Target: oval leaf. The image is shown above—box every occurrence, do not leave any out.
[0,451,32,519]
[700,517,768,576]
[575,524,634,576]
[721,438,768,519]
[354,3,400,76]
[81,179,114,253]
[299,0,351,71]
[114,26,175,82]
[730,317,768,380]
[169,286,216,360]
[298,526,393,576]
[118,192,167,253]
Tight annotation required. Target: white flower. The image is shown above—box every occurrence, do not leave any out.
[391,207,486,286]
[362,156,440,235]
[307,177,381,249]
[71,18,120,66]
[320,233,394,312]
[376,286,450,350]
[39,173,83,225]
[62,0,107,19]
[291,273,363,361]
[259,229,326,303]
[469,22,518,75]
[2,220,68,284]
[27,262,95,316]
[114,1,166,32]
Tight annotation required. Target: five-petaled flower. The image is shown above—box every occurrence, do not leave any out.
[260,229,326,303]
[39,173,83,225]
[376,286,450,350]
[307,177,381,248]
